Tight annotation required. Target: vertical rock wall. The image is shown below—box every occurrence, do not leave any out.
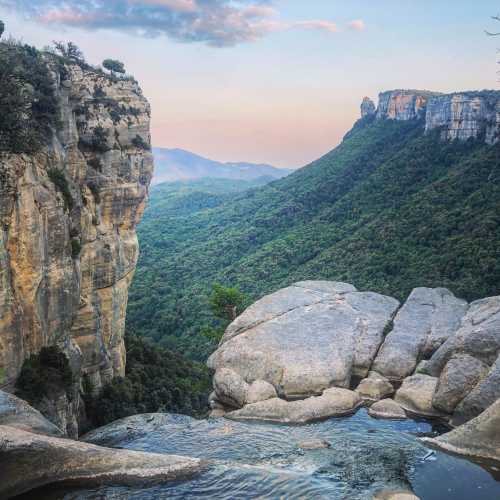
[0,62,153,435]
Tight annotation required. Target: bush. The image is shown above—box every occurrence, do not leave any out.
[48,168,73,211]
[131,134,150,150]
[79,126,110,153]
[0,40,59,153]
[71,238,82,258]
[15,346,73,405]
[103,59,125,75]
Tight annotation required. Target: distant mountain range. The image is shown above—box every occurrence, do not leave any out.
[152,148,292,185]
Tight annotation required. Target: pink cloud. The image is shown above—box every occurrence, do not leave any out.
[348,19,365,31]
[293,20,338,34]
[39,8,96,25]
[129,0,197,13]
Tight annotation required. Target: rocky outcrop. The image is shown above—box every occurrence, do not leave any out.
[0,425,204,499]
[208,281,499,447]
[366,89,500,144]
[422,398,500,464]
[208,281,399,403]
[0,62,153,435]
[361,97,376,118]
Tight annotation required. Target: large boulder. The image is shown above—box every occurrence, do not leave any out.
[426,296,500,376]
[0,390,63,437]
[373,288,467,381]
[422,398,500,464]
[394,374,443,418]
[208,282,399,400]
[0,425,205,499]
[432,354,489,414]
[451,355,500,426]
[226,388,362,424]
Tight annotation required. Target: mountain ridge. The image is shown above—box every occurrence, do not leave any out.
[152,147,292,185]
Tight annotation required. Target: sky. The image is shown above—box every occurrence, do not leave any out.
[0,1,498,168]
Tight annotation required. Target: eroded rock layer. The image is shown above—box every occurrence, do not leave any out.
[0,63,153,435]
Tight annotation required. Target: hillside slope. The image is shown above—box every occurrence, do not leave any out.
[128,90,500,360]
[152,147,291,185]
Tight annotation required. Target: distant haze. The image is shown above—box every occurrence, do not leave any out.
[152,148,292,185]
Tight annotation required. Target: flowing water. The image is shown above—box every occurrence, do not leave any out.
[27,410,500,499]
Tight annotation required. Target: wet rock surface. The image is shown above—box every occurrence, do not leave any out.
[32,412,500,500]
[0,424,204,499]
[369,399,407,420]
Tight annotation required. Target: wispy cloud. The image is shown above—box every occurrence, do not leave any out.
[0,1,363,47]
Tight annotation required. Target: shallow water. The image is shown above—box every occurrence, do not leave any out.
[28,410,500,499]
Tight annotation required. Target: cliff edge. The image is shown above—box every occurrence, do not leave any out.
[0,52,153,436]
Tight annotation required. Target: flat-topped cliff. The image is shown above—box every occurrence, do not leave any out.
[362,89,500,144]
[0,53,153,435]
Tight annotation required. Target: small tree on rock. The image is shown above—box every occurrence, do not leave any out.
[103,59,126,76]
[53,41,84,62]
[209,283,246,322]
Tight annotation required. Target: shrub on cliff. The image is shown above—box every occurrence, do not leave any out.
[48,168,74,211]
[15,346,73,405]
[0,40,59,153]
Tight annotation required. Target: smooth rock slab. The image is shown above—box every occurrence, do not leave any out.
[0,425,205,499]
[226,388,362,424]
[0,390,63,437]
[213,368,249,409]
[368,399,407,420]
[209,282,398,399]
[373,288,467,381]
[394,374,443,418]
[422,398,500,464]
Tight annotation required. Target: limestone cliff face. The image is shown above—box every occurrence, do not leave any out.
[0,63,153,435]
[363,89,500,144]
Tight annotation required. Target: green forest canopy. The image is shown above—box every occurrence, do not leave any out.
[128,98,500,362]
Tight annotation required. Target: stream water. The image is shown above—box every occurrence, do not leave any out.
[26,410,500,499]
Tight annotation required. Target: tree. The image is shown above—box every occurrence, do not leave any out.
[209,283,246,322]
[0,20,5,39]
[103,59,126,76]
[53,41,84,62]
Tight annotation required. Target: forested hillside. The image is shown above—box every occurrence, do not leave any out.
[128,114,500,361]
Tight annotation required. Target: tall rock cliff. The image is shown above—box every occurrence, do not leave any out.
[0,60,153,435]
[362,89,500,144]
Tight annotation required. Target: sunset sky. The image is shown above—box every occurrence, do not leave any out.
[0,1,498,168]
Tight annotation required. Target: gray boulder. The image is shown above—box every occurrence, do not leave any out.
[426,296,500,376]
[422,398,500,464]
[451,355,500,426]
[356,372,394,402]
[0,425,204,499]
[373,288,467,381]
[246,379,277,404]
[227,388,362,424]
[0,390,63,437]
[394,374,443,417]
[432,354,489,414]
[368,399,407,420]
[213,368,249,409]
[208,282,398,400]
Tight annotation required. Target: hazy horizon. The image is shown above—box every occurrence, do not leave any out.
[0,0,498,168]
